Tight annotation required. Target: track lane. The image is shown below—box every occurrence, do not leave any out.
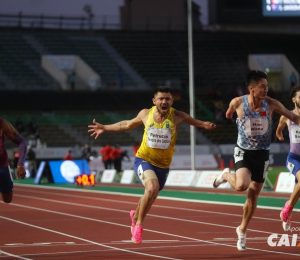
[0,185,298,259]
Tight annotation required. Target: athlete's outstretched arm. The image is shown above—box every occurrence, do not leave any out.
[88,109,147,139]
[175,110,216,130]
[271,98,300,125]
[225,97,241,119]
[0,118,27,179]
[276,115,287,141]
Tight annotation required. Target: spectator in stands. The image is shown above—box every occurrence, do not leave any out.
[120,148,131,162]
[12,150,20,170]
[0,117,27,203]
[89,153,105,182]
[88,86,216,244]
[99,144,113,169]
[28,119,38,136]
[110,145,131,172]
[119,148,131,172]
[81,144,92,162]
[276,85,300,232]
[83,4,94,29]
[64,149,73,160]
[110,144,122,172]
[213,70,300,251]
[27,146,37,178]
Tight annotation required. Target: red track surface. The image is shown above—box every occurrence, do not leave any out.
[0,185,299,259]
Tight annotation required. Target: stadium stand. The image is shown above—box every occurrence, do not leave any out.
[1,29,300,93]
[0,30,60,90]
[34,31,140,89]
[103,31,188,88]
[1,27,300,145]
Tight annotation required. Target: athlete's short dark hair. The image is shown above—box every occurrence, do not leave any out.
[246,70,268,86]
[154,86,173,95]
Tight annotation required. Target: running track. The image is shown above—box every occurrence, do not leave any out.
[0,184,299,260]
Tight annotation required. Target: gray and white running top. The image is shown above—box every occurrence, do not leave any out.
[236,95,272,150]
[288,119,300,156]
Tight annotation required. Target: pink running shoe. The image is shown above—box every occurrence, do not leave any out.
[131,224,143,244]
[130,210,136,235]
[280,201,293,231]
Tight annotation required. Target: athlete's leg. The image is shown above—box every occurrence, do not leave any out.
[214,146,253,191]
[235,180,263,250]
[223,167,252,192]
[280,170,300,229]
[1,192,13,203]
[288,171,300,207]
[131,169,159,244]
[135,169,159,225]
[0,167,13,203]
[239,181,263,232]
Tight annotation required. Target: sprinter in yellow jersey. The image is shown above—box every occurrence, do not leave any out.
[88,87,216,244]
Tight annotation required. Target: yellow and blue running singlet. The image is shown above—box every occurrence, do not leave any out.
[136,106,176,168]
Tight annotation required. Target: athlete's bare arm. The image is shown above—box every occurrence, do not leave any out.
[276,115,288,142]
[226,97,243,119]
[269,97,300,125]
[174,110,216,130]
[88,109,148,139]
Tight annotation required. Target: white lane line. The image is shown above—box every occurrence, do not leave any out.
[11,194,295,236]
[5,242,76,247]
[118,240,181,243]
[16,183,300,212]
[15,186,300,223]
[15,244,217,259]
[0,215,182,260]
[4,202,300,257]
[0,249,32,260]
[213,237,270,242]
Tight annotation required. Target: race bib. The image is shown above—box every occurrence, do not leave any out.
[290,124,300,143]
[244,117,268,136]
[234,146,245,163]
[147,127,171,149]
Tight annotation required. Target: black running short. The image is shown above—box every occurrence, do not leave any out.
[233,146,269,183]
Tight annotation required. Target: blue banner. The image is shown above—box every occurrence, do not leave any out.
[49,160,90,184]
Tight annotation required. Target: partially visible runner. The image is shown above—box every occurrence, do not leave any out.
[0,117,27,203]
[276,85,300,231]
[213,70,300,251]
[88,87,216,244]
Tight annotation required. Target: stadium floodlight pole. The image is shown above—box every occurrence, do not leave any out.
[187,0,196,170]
